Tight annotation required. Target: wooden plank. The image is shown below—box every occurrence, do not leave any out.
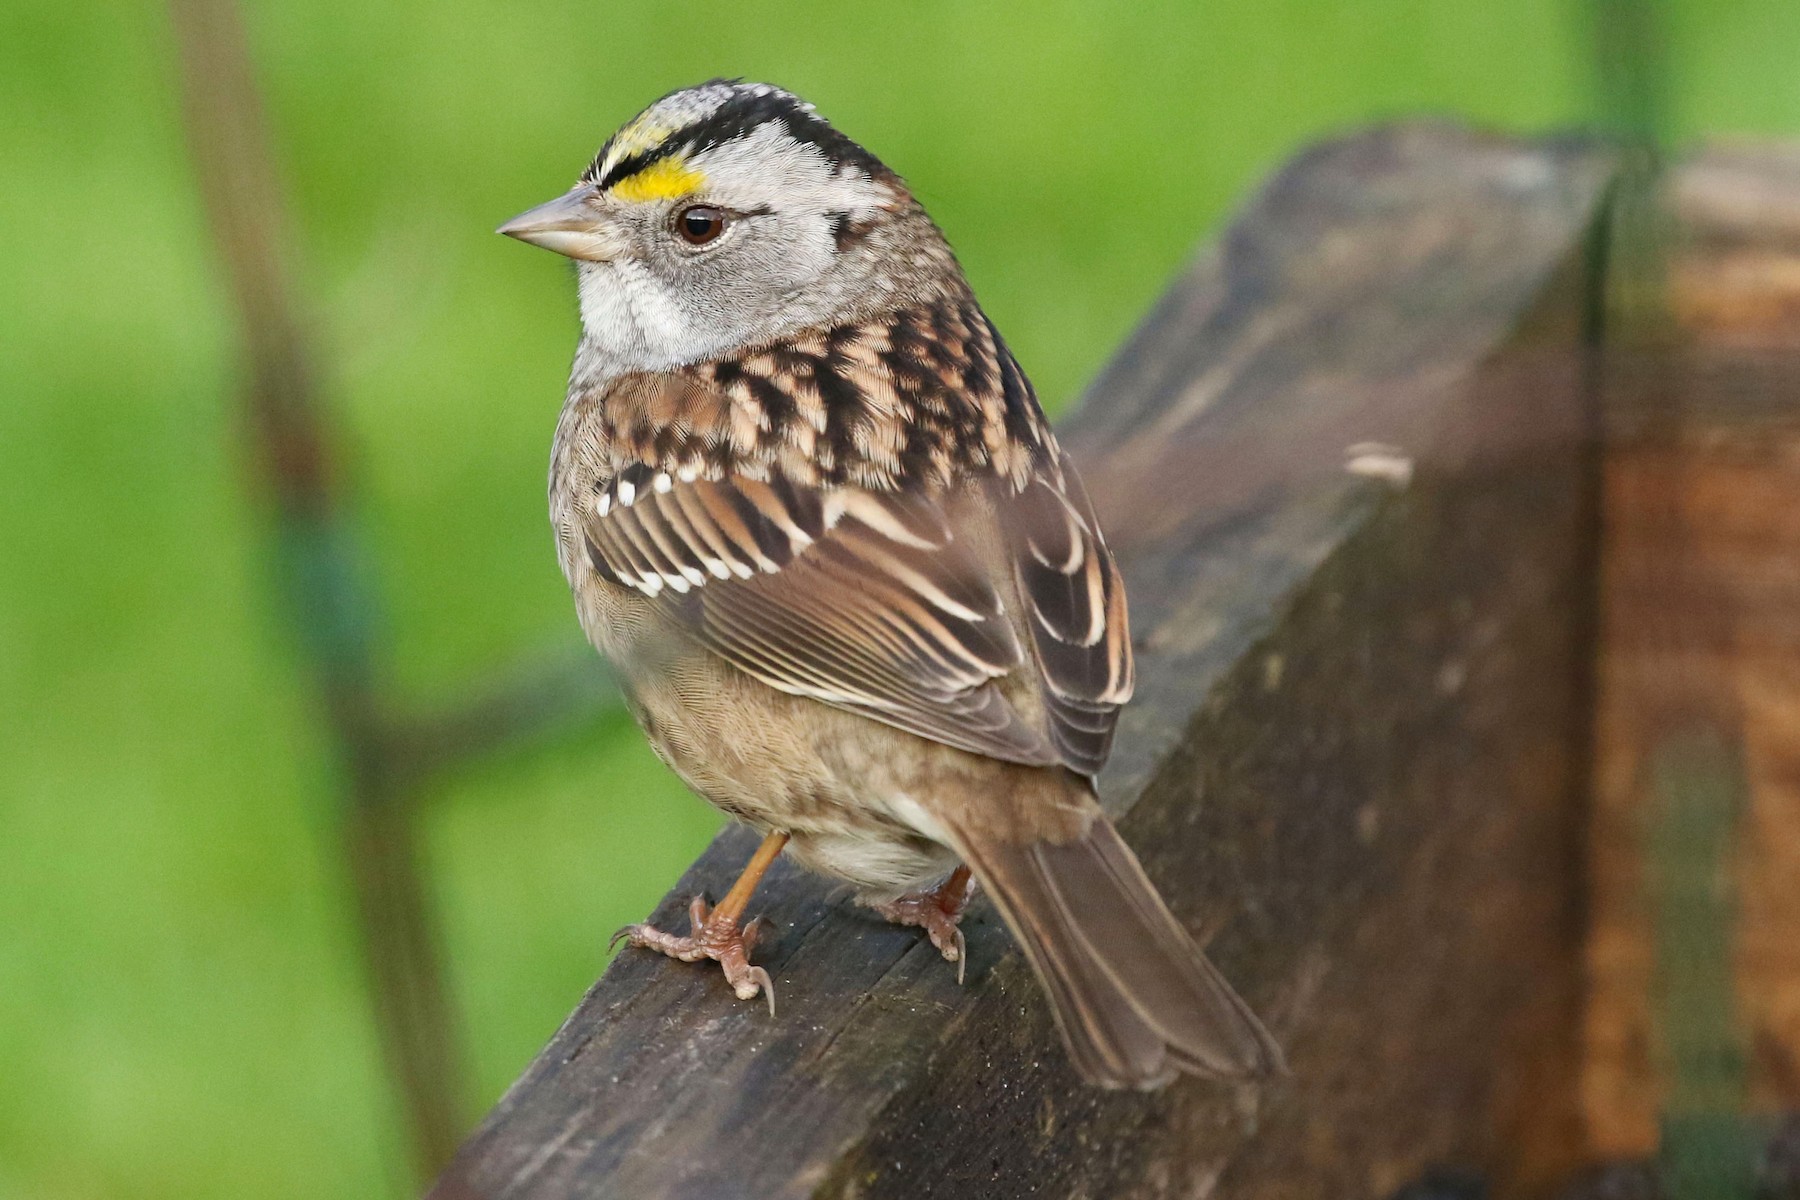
[432,125,1615,1200]
[1582,144,1800,1161]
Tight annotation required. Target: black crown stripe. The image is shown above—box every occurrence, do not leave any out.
[585,82,889,193]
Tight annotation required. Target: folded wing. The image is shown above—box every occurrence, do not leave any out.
[581,383,1133,779]
[584,463,1062,766]
[996,453,1134,776]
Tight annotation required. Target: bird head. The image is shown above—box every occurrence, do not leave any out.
[500,80,959,373]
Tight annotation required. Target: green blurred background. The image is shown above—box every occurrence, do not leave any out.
[1,1,1795,1196]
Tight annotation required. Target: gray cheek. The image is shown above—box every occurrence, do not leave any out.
[584,212,847,370]
[684,225,835,331]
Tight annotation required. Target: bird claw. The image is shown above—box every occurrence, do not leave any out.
[611,893,776,1014]
[739,965,777,1016]
[876,869,975,985]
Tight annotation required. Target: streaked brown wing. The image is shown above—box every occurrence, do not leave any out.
[582,463,1063,767]
[997,453,1135,777]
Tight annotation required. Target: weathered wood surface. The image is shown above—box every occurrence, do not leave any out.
[432,125,1616,1200]
[1584,145,1800,1160]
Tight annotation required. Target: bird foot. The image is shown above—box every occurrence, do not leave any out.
[875,867,976,984]
[611,894,776,1015]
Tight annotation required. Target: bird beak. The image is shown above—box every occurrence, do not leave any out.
[497,186,619,262]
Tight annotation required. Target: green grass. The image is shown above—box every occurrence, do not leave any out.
[1,1,1796,1196]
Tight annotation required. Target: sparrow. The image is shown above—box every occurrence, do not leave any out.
[499,79,1282,1087]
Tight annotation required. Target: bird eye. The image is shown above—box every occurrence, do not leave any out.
[674,205,728,246]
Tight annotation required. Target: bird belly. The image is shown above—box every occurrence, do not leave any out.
[592,641,954,892]
[634,674,958,896]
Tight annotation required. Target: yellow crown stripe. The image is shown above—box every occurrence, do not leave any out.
[609,156,706,204]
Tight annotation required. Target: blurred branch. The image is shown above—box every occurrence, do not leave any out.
[165,0,466,1179]
[1587,0,1671,155]
[1648,735,1758,1199]
[385,647,621,788]
[166,0,617,1182]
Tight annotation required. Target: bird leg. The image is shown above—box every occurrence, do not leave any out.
[874,865,976,984]
[611,830,789,1015]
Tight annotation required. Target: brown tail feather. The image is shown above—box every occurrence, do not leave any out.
[953,813,1283,1088]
